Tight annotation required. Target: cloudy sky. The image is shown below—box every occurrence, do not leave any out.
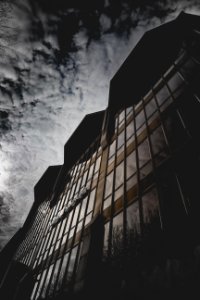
[0,0,200,250]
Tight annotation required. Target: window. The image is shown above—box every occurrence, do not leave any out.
[145,98,157,118]
[135,110,145,131]
[105,172,114,198]
[138,139,150,169]
[126,121,134,140]
[87,189,96,213]
[127,202,140,236]
[115,161,124,190]
[109,140,116,158]
[151,127,166,154]
[126,151,136,178]
[117,130,124,149]
[111,212,123,257]
[142,188,160,224]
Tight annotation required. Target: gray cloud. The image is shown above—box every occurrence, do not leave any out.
[0,0,200,250]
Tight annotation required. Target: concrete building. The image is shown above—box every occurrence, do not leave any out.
[1,11,200,300]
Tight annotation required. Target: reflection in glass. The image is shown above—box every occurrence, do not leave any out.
[145,98,157,118]
[138,139,150,168]
[167,72,183,92]
[117,130,124,149]
[126,151,136,178]
[142,188,159,224]
[111,212,123,257]
[87,188,96,212]
[56,252,69,291]
[156,84,170,106]
[66,246,78,284]
[151,126,167,155]
[126,121,134,140]
[114,185,124,201]
[127,202,140,235]
[105,172,114,198]
[136,110,145,130]
[109,140,116,158]
[115,161,124,190]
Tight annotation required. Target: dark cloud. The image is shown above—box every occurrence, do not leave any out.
[0,0,200,250]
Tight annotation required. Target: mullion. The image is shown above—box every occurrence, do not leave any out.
[31,204,58,300]
[29,202,50,267]
[43,152,87,298]
[50,155,89,296]
[20,206,43,264]
[142,98,164,229]
[70,138,101,287]
[108,112,120,258]
[32,200,62,300]
[37,186,74,298]
[58,141,97,294]
[133,105,143,234]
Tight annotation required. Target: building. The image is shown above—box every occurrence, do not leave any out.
[1,11,200,300]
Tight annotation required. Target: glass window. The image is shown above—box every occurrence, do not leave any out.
[42,264,54,298]
[81,171,87,187]
[109,140,116,158]
[103,196,112,210]
[111,212,123,257]
[114,185,124,201]
[142,188,160,224]
[88,163,94,180]
[103,222,110,256]
[117,130,124,149]
[145,98,157,118]
[105,171,114,198]
[126,106,133,116]
[115,161,124,190]
[180,58,197,81]
[140,161,152,179]
[138,139,150,168]
[94,155,101,173]
[87,189,96,213]
[167,72,183,92]
[119,110,125,124]
[126,174,137,191]
[127,201,140,236]
[126,151,136,178]
[156,84,170,106]
[66,246,78,284]
[79,196,87,220]
[56,252,69,291]
[151,126,167,155]
[126,121,134,140]
[164,110,188,150]
[135,110,145,131]
[71,204,80,227]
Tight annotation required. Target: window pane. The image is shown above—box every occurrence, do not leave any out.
[111,212,123,257]
[56,252,69,291]
[115,162,124,189]
[66,246,78,283]
[156,84,170,106]
[105,172,114,198]
[142,188,160,224]
[126,121,134,140]
[145,98,157,118]
[151,126,167,155]
[87,189,96,213]
[117,130,124,149]
[126,151,136,178]
[109,140,116,158]
[119,110,125,124]
[167,72,183,92]
[136,110,145,130]
[138,139,150,168]
[127,202,140,236]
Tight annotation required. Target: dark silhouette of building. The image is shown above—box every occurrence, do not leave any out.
[1,11,200,300]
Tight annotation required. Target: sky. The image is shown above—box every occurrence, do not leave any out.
[0,0,200,250]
